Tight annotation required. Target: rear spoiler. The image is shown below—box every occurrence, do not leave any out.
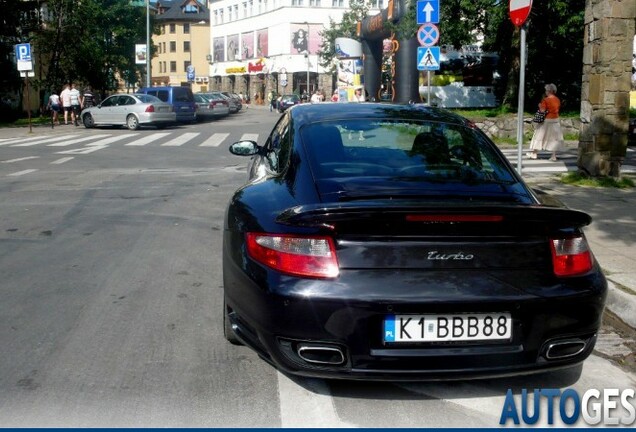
[276,202,592,229]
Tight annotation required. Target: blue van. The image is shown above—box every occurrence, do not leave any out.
[138,86,196,123]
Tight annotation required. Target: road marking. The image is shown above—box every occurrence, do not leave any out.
[277,372,352,428]
[0,135,53,146]
[55,134,138,155]
[47,134,111,146]
[125,132,172,146]
[1,156,39,163]
[199,133,230,147]
[240,133,259,142]
[160,132,199,146]
[10,134,79,146]
[7,169,38,177]
[50,157,74,164]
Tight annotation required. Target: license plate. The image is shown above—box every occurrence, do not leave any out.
[383,313,512,343]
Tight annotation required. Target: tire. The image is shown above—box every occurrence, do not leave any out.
[223,296,242,345]
[82,113,94,128]
[126,114,139,130]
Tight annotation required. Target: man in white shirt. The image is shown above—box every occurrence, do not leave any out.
[69,83,81,126]
[60,84,72,125]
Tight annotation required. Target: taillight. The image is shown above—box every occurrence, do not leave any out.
[246,233,339,278]
[145,105,155,112]
[550,235,593,277]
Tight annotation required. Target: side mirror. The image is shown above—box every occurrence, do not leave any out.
[229,140,259,156]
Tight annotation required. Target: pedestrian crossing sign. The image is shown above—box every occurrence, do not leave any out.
[417,46,440,71]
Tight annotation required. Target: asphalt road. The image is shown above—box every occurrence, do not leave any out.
[0,110,634,427]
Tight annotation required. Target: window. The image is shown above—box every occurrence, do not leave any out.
[227,7,232,21]
[170,41,176,52]
[169,23,176,33]
[183,23,190,34]
[170,61,177,72]
[265,116,291,173]
[184,61,191,72]
[234,5,239,20]
[310,0,320,5]
[331,0,343,6]
[220,9,224,23]
[243,3,247,18]
[184,4,198,13]
[184,41,191,53]
[214,10,218,25]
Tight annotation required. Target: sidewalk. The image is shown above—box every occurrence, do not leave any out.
[527,177,636,330]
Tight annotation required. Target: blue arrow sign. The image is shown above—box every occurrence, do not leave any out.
[15,43,31,61]
[417,0,439,24]
[417,46,440,71]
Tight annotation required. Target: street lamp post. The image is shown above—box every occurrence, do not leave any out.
[146,0,150,87]
[304,22,310,96]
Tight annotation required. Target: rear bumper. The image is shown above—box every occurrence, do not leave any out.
[224,261,607,380]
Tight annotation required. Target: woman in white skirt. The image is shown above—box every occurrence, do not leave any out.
[527,83,565,161]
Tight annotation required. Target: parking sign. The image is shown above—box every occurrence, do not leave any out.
[15,43,31,61]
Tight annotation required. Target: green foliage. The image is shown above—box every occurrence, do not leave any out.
[30,0,147,95]
[560,172,635,188]
[318,0,369,71]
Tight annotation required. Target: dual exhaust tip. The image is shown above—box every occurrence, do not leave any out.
[545,338,589,360]
[297,344,346,365]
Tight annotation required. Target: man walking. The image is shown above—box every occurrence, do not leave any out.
[60,84,72,125]
[69,83,81,126]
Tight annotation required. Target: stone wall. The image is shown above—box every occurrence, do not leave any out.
[471,116,581,140]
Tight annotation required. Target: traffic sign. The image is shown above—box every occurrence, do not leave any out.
[15,43,31,61]
[417,0,439,24]
[417,46,440,71]
[187,65,195,82]
[417,23,439,48]
[509,0,533,27]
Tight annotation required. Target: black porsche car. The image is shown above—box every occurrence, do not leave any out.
[223,103,607,380]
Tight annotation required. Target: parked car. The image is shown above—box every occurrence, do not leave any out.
[221,91,242,113]
[195,92,230,119]
[81,93,175,130]
[223,102,607,380]
[137,86,196,123]
[277,94,300,112]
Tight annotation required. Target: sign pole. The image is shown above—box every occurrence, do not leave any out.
[516,26,526,175]
[26,76,32,133]
[427,71,431,105]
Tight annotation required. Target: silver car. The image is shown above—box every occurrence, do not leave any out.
[195,92,230,119]
[81,93,176,130]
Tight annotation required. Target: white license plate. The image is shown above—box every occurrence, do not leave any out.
[383,313,512,343]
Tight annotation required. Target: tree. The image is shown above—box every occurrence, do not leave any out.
[317,0,369,71]
[31,0,148,96]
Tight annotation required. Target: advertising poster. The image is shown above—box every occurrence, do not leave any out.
[135,44,146,64]
[241,32,254,60]
[290,24,321,55]
[213,37,225,62]
[256,29,268,57]
[227,34,239,61]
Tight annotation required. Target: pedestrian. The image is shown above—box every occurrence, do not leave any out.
[526,83,565,161]
[82,86,96,109]
[353,86,365,102]
[47,89,61,127]
[310,90,321,104]
[267,90,274,111]
[69,83,81,126]
[331,89,339,102]
[60,84,72,125]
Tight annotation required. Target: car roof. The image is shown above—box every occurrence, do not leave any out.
[287,102,471,126]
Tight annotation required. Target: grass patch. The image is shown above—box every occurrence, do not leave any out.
[560,172,635,188]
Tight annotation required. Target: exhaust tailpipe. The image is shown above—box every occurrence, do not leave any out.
[297,344,345,365]
[545,339,587,360]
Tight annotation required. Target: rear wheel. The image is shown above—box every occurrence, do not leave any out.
[82,113,94,128]
[223,296,242,345]
[126,114,139,130]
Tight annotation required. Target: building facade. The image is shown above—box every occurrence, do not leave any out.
[206,0,383,102]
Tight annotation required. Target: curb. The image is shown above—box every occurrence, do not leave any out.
[606,281,636,329]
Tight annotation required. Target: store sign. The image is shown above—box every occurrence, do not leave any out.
[226,67,246,74]
[248,61,265,73]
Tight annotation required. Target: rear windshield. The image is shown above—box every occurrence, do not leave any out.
[133,94,161,103]
[173,87,194,102]
[300,119,516,184]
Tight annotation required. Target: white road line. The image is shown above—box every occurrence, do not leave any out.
[47,134,111,146]
[240,133,259,142]
[125,132,172,146]
[277,372,352,428]
[55,134,138,155]
[50,157,74,164]
[199,133,230,147]
[1,156,39,164]
[7,169,38,177]
[160,132,200,146]
[0,135,52,146]
[10,134,78,147]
